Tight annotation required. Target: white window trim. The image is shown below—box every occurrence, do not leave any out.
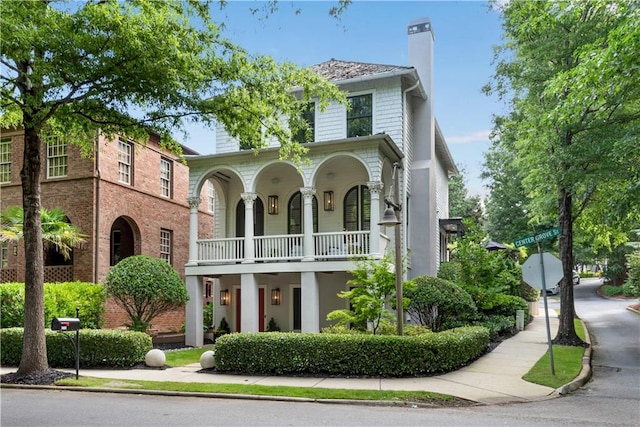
[46,136,68,179]
[160,157,172,198]
[0,138,11,183]
[345,90,376,139]
[118,138,133,185]
[160,228,172,264]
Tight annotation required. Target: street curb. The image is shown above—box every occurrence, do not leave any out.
[553,318,592,396]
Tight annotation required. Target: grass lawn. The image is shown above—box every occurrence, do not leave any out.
[522,318,586,388]
[163,345,214,367]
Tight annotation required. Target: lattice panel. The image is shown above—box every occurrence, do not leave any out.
[0,269,17,283]
[44,266,73,283]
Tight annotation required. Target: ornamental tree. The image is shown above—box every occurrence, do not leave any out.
[103,255,188,332]
[0,0,345,376]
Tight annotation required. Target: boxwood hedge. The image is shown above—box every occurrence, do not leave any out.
[214,326,489,377]
[0,328,151,368]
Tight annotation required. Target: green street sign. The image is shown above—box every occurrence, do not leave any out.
[514,227,560,248]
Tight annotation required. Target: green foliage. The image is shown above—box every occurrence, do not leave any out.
[623,252,640,297]
[448,167,484,224]
[0,206,87,260]
[0,282,105,329]
[404,275,477,332]
[203,302,214,331]
[266,317,281,332]
[103,255,188,332]
[218,317,231,334]
[214,327,489,377]
[480,293,528,319]
[0,328,151,368]
[444,221,522,308]
[326,256,402,334]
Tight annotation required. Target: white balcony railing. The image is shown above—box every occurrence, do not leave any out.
[196,230,375,264]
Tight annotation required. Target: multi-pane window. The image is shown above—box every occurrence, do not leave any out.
[160,229,172,264]
[118,138,132,184]
[46,136,68,178]
[207,180,216,212]
[344,185,371,231]
[0,138,11,183]
[347,94,373,138]
[293,102,315,144]
[160,157,172,198]
[0,243,8,268]
[287,192,318,234]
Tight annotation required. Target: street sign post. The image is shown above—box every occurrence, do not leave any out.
[522,251,562,376]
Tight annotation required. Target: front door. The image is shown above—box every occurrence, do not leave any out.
[259,287,265,332]
[235,288,241,332]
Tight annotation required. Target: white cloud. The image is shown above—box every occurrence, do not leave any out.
[447,130,491,144]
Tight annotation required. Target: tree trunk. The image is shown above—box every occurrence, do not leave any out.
[553,185,585,346]
[16,124,49,375]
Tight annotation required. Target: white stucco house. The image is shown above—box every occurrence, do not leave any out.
[183,18,459,346]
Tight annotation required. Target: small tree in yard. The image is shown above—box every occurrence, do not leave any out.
[104,255,188,332]
[405,276,477,332]
[327,256,408,335]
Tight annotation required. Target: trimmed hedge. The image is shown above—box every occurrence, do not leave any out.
[0,282,106,329]
[0,328,151,368]
[214,326,489,377]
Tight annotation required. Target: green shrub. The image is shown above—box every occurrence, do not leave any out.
[214,327,489,377]
[623,252,640,297]
[0,328,151,368]
[480,293,529,319]
[0,282,105,329]
[266,317,281,332]
[405,275,477,332]
[103,255,188,332]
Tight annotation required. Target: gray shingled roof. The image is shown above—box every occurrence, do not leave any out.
[311,59,412,81]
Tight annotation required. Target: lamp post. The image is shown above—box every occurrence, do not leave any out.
[378,162,403,336]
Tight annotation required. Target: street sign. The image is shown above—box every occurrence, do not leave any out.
[522,252,563,290]
[514,227,560,248]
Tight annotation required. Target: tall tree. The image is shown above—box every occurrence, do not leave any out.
[448,166,484,225]
[485,0,640,345]
[0,0,344,377]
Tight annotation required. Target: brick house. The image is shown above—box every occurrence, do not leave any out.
[182,18,460,346]
[0,129,214,332]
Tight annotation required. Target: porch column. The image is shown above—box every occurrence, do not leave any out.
[185,275,203,346]
[301,272,319,332]
[241,273,259,332]
[367,181,384,259]
[301,187,316,261]
[187,196,201,266]
[241,192,256,263]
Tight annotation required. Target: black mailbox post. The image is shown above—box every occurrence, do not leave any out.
[51,313,80,379]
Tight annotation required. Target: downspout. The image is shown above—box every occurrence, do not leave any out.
[93,130,101,284]
[401,81,420,273]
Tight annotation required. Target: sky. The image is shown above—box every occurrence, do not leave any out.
[178,1,506,197]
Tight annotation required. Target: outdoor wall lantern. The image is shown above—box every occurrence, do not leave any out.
[219,289,230,306]
[271,288,281,305]
[323,191,334,211]
[268,195,279,215]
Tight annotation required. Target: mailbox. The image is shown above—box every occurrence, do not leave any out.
[51,317,80,331]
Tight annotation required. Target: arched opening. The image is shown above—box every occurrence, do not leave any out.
[343,185,371,231]
[110,217,135,265]
[235,197,265,237]
[287,191,318,234]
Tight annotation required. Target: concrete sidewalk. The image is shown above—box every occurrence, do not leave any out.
[1,311,589,405]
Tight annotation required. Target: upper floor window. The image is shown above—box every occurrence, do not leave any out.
[207,180,216,212]
[0,138,11,183]
[160,228,172,264]
[344,185,371,231]
[160,157,172,198]
[118,138,133,185]
[347,94,373,138]
[293,102,315,144]
[46,136,68,178]
[287,191,318,234]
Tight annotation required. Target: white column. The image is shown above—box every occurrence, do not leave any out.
[367,181,384,259]
[187,196,201,266]
[241,273,259,332]
[301,272,319,332]
[185,275,203,347]
[301,187,316,261]
[241,192,256,263]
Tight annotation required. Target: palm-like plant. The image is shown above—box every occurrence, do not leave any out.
[0,206,87,260]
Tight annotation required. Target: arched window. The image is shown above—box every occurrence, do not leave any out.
[235,197,264,237]
[344,185,370,231]
[287,192,318,234]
